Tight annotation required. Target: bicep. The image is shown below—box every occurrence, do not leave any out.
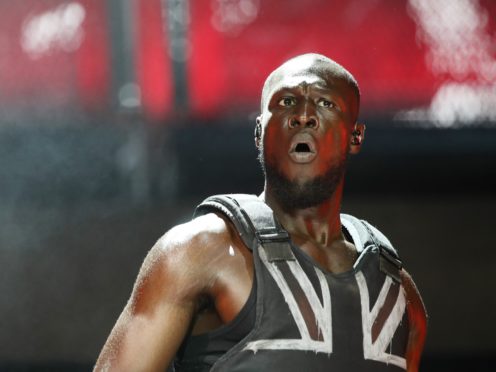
[95,237,207,371]
[95,298,195,371]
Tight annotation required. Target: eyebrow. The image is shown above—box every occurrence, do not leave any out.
[271,84,341,101]
[265,76,354,110]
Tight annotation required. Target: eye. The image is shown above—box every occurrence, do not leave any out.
[278,97,297,107]
[317,98,335,108]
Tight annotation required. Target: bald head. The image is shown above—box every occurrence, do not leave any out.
[260,53,360,121]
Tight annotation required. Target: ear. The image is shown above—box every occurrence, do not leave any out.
[254,116,262,148]
[349,123,366,155]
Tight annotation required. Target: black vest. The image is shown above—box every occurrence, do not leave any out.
[193,194,409,371]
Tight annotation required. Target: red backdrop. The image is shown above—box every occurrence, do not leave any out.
[1,0,495,120]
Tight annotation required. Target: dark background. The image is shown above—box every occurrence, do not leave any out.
[1,0,495,371]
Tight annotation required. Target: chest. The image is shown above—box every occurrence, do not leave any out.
[296,238,358,274]
[209,244,410,371]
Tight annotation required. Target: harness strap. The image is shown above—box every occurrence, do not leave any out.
[194,194,295,262]
[342,215,403,283]
[195,195,402,278]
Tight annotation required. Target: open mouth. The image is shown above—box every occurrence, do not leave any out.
[294,143,311,153]
[289,138,317,163]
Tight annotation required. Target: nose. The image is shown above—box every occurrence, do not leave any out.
[288,100,319,130]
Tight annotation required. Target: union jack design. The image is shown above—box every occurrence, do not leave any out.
[244,245,407,370]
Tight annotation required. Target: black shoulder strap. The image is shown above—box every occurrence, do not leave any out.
[195,195,402,281]
[194,194,295,261]
[341,214,403,283]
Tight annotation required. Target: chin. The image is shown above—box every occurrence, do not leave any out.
[264,161,345,211]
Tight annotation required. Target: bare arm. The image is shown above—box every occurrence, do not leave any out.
[94,216,225,372]
[401,269,428,372]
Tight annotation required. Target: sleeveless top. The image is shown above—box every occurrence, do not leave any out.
[174,194,409,371]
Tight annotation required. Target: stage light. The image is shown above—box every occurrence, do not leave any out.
[21,2,86,59]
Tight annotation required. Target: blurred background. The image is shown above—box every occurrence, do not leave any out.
[0,0,495,370]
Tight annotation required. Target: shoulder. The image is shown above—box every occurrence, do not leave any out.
[133,213,239,305]
[341,214,398,256]
[156,212,235,258]
[156,213,229,251]
[154,212,237,271]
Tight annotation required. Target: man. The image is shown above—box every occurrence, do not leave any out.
[95,53,427,371]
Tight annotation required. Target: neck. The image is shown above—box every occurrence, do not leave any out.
[263,180,345,248]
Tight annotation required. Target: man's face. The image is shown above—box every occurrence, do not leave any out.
[258,60,358,210]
